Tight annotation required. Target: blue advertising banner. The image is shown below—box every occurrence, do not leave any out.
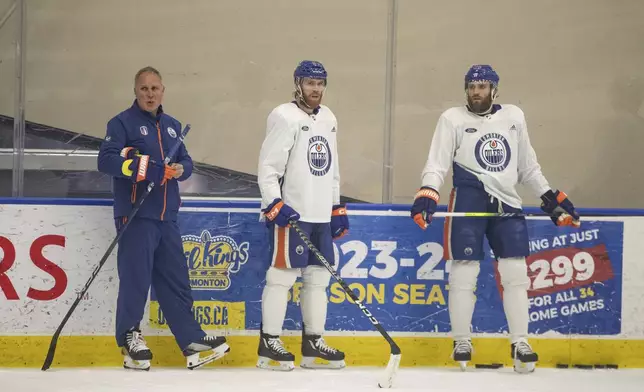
[149,208,623,336]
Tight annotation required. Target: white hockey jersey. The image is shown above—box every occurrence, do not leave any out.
[421,104,550,209]
[257,102,340,223]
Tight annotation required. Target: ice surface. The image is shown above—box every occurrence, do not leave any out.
[2,367,643,392]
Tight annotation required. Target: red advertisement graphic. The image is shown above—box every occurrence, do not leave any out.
[0,234,67,301]
[495,244,614,298]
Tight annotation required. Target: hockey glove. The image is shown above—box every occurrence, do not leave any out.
[331,204,349,239]
[263,198,300,228]
[120,147,141,160]
[121,154,176,186]
[540,189,581,228]
[410,186,439,230]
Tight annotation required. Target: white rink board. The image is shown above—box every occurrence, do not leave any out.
[0,205,120,335]
[0,203,643,339]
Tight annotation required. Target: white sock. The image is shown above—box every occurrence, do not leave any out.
[448,260,480,340]
[300,265,331,335]
[261,267,299,336]
[497,257,530,342]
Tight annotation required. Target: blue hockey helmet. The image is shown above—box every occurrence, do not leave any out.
[293,60,327,109]
[294,60,327,83]
[464,64,499,89]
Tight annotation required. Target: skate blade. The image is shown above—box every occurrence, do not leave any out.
[451,353,471,372]
[513,359,536,374]
[378,353,401,389]
[123,356,150,371]
[256,356,295,371]
[186,343,230,370]
[300,356,346,370]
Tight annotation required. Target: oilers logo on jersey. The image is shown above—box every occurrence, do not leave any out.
[475,133,512,172]
[308,135,332,176]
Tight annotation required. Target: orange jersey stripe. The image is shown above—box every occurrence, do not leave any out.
[273,226,289,268]
[443,188,457,260]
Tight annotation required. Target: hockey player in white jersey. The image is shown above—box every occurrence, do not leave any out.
[256,60,348,371]
[410,64,581,373]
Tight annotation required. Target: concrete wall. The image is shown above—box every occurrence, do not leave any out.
[0,0,643,207]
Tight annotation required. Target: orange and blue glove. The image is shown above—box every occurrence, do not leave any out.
[410,187,440,230]
[262,198,300,228]
[331,204,349,239]
[540,189,581,228]
[120,147,176,185]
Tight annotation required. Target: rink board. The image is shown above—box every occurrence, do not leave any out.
[1,199,643,368]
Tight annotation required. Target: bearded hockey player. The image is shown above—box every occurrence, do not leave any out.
[255,60,349,371]
[410,64,581,373]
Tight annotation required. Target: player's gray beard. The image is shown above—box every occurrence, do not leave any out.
[467,95,493,114]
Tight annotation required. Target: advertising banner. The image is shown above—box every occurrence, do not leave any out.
[147,210,623,336]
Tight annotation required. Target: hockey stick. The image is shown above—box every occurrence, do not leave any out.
[433,212,589,220]
[289,220,401,389]
[41,124,192,371]
[433,212,526,218]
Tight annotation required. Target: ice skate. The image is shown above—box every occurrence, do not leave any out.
[511,339,538,373]
[451,338,473,371]
[122,329,152,371]
[183,334,230,370]
[300,332,346,370]
[256,331,295,371]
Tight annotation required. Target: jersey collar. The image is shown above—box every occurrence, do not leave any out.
[466,103,502,117]
[292,100,320,115]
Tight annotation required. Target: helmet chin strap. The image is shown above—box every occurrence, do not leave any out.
[465,86,498,115]
[294,79,325,110]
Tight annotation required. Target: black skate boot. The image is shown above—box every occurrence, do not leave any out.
[511,339,538,373]
[256,331,295,371]
[182,334,230,370]
[301,330,346,369]
[122,329,152,371]
[451,338,473,371]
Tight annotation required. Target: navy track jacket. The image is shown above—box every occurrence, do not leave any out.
[97,100,193,221]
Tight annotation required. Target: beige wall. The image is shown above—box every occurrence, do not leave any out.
[0,0,17,114]
[1,0,643,207]
[394,0,644,208]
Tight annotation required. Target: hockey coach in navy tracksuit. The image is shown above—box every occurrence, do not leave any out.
[97,66,229,371]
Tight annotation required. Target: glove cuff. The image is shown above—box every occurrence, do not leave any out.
[121,159,134,177]
[332,204,347,216]
[540,189,556,205]
[263,198,284,221]
[120,147,135,158]
[135,155,150,182]
[541,189,568,205]
[415,187,439,203]
[555,190,568,203]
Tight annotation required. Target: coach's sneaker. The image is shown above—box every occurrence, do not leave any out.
[451,338,473,371]
[183,334,230,370]
[122,329,152,371]
[511,338,538,373]
[301,332,346,369]
[257,331,295,371]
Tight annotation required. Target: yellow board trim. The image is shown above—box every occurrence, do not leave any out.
[2,336,644,368]
[149,300,246,331]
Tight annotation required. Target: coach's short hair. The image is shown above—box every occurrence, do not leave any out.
[134,66,162,85]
